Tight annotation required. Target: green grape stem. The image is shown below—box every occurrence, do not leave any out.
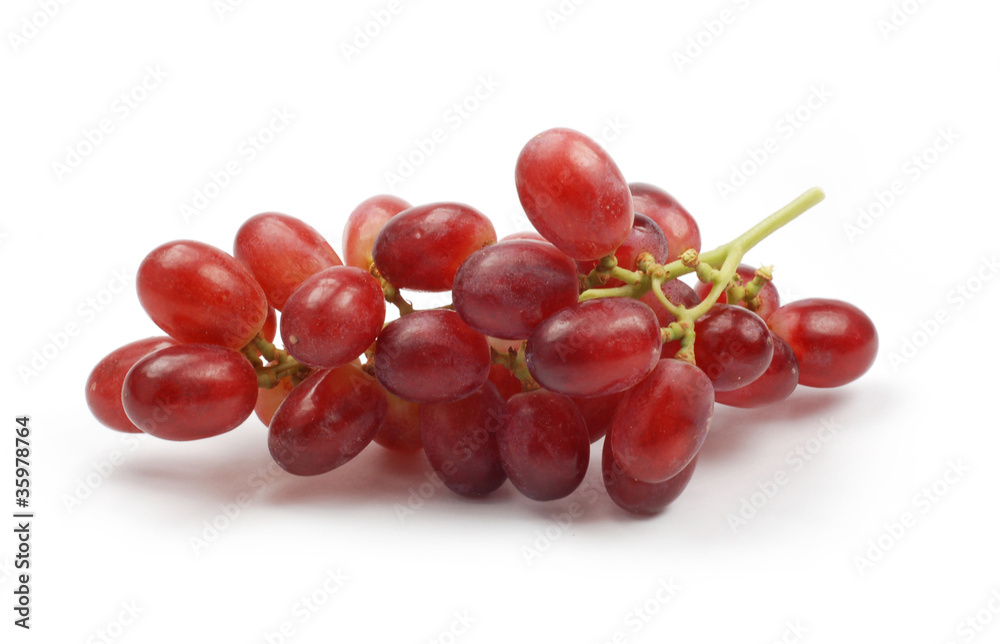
[579,187,825,363]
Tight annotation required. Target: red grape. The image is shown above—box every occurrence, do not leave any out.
[694,264,780,320]
[715,331,799,408]
[497,390,590,501]
[371,202,496,291]
[628,183,701,264]
[693,304,774,391]
[453,240,579,340]
[515,128,633,260]
[577,213,671,287]
[419,382,507,497]
[261,306,277,342]
[122,344,258,441]
[280,266,386,368]
[610,359,714,483]
[86,337,179,433]
[373,382,422,453]
[374,310,491,404]
[571,391,626,443]
[255,377,295,426]
[268,364,387,476]
[343,194,412,270]
[234,212,342,310]
[525,298,661,397]
[766,298,878,388]
[137,240,267,349]
[488,364,523,401]
[603,428,698,515]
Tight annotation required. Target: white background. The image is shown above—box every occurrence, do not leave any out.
[2,1,999,642]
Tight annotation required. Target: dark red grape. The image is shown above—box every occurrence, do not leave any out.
[715,331,799,408]
[268,364,387,476]
[577,213,671,287]
[280,266,386,368]
[86,337,179,433]
[610,359,714,483]
[374,310,491,404]
[137,240,268,349]
[371,202,496,291]
[122,344,258,441]
[603,427,698,515]
[515,128,633,260]
[419,382,507,497]
[693,304,773,391]
[453,240,579,340]
[234,212,342,310]
[373,382,422,453]
[628,183,701,264]
[694,264,780,320]
[497,390,589,501]
[525,298,661,398]
[767,298,878,388]
[343,194,412,270]
[571,391,626,443]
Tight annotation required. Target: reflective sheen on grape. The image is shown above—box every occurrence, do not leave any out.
[419,382,507,497]
[234,212,342,311]
[86,337,179,433]
[526,298,661,398]
[610,359,713,483]
[137,240,268,349]
[268,364,387,476]
[497,390,589,501]
[516,128,633,260]
[122,344,258,441]
[454,240,579,340]
[372,202,496,291]
[767,298,878,388]
[374,310,491,404]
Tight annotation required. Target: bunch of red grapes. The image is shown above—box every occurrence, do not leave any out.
[85,127,878,515]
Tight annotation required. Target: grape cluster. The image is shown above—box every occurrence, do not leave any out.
[85,127,878,515]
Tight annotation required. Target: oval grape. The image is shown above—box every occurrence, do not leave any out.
[714,331,799,408]
[86,337,179,433]
[497,390,589,501]
[610,359,714,483]
[526,298,661,398]
[516,128,633,260]
[268,364,387,476]
[603,428,698,515]
[453,240,580,340]
[234,212,342,310]
[122,343,258,441]
[374,310,491,404]
[343,194,412,270]
[280,266,386,368]
[693,304,773,391]
[766,298,878,388]
[137,240,267,349]
[371,202,496,291]
[419,382,507,497]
